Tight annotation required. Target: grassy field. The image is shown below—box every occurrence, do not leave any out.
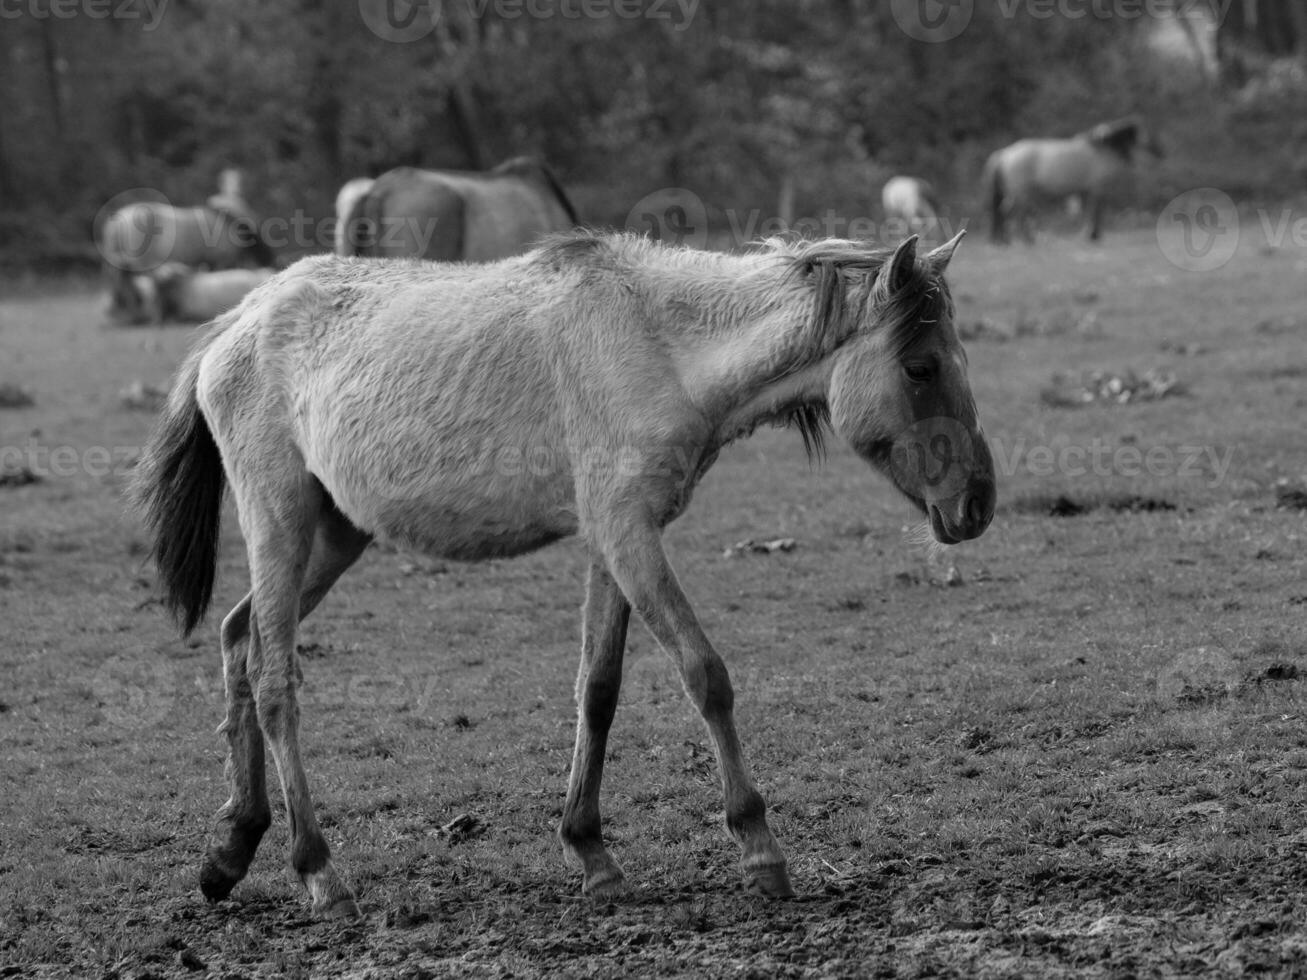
[2,229,1306,978]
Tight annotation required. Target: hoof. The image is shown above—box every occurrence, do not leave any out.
[199,858,243,903]
[306,867,359,920]
[316,896,362,920]
[744,864,795,898]
[582,866,629,900]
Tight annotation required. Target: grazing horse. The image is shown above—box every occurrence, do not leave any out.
[335,156,578,260]
[100,181,275,322]
[132,229,995,918]
[882,176,942,236]
[127,263,276,325]
[983,117,1160,243]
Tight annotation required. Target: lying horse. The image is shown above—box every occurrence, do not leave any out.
[100,182,275,320]
[983,117,1161,243]
[126,263,276,325]
[132,229,995,918]
[335,156,578,260]
[882,176,942,236]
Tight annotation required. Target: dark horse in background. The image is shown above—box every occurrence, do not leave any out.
[335,156,578,260]
[98,170,276,323]
[983,117,1163,243]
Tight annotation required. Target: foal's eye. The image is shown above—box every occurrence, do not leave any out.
[903,362,935,384]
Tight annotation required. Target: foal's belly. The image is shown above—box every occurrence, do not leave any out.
[312,449,581,562]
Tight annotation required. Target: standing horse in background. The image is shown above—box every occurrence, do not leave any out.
[335,156,578,260]
[132,229,994,918]
[882,176,942,237]
[983,117,1162,243]
[99,170,275,323]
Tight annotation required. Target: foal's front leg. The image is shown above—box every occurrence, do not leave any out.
[598,523,793,898]
[559,561,631,896]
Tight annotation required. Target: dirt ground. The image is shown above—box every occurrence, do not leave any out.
[2,230,1307,978]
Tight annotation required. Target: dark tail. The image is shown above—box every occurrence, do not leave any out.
[129,332,226,636]
[983,154,1006,243]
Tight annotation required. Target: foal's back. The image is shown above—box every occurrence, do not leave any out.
[195,250,713,561]
[197,255,588,558]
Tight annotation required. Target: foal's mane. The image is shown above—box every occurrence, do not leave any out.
[762,236,954,457]
[770,237,952,358]
[535,231,954,459]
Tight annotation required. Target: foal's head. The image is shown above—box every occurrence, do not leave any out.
[819,233,995,544]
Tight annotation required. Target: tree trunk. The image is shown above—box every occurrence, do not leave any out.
[0,33,14,202]
[434,21,491,170]
[303,0,349,188]
[40,16,66,146]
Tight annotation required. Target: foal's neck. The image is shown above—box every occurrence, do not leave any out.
[674,255,850,448]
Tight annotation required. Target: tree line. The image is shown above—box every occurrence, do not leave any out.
[0,0,1303,265]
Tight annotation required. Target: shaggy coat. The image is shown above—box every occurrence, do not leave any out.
[132,230,994,917]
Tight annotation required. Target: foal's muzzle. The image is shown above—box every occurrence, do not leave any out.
[928,476,996,544]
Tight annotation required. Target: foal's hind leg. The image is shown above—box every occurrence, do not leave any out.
[212,481,367,917]
[559,560,632,897]
[200,501,371,905]
[596,520,793,898]
[199,593,268,903]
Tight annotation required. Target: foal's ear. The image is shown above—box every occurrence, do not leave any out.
[878,235,918,297]
[925,230,966,274]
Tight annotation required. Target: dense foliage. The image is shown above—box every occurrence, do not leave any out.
[0,0,1303,263]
